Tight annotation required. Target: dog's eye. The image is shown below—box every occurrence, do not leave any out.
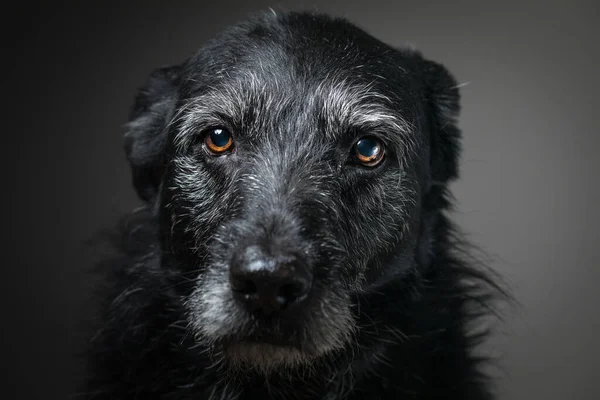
[353,136,385,167]
[204,128,234,154]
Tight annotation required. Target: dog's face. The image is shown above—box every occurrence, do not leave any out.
[124,12,461,371]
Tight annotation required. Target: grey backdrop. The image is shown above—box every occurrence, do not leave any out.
[6,0,599,399]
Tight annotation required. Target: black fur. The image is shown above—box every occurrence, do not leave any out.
[81,11,505,399]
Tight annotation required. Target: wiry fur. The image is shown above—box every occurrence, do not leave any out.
[80,11,506,400]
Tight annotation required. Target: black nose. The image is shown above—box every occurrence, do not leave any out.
[229,245,312,315]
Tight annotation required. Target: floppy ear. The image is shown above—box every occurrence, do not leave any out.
[422,59,462,186]
[124,65,181,204]
[416,60,463,266]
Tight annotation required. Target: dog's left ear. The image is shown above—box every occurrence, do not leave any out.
[422,59,462,187]
[124,64,182,204]
[416,59,463,266]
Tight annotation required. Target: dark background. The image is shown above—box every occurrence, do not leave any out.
[5,0,599,399]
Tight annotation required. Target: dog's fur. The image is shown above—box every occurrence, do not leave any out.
[82,11,504,399]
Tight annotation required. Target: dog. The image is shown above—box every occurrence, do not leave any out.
[82,10,504,399]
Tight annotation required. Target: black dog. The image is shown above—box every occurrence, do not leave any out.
[83,10,503,399]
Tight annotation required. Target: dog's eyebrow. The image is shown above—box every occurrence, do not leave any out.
[172,74,417,159]
[171,73,269,152]
[312,78,417,156]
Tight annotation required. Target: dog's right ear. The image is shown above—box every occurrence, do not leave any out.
[124,65,181,204]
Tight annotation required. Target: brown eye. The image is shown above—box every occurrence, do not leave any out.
[204,128,234,154]
[353,136,385,167]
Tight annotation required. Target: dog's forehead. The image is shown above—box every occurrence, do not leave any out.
[189,13,416,93]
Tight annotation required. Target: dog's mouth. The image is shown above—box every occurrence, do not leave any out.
[212,308,322,356]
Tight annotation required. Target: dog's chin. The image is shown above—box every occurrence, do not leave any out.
[221,341,317,372]
[213,327,351,374]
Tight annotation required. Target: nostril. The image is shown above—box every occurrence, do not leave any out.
[231,278,257,295]
[277,280,310,304]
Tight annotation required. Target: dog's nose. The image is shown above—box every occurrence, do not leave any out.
[229,245,312,315]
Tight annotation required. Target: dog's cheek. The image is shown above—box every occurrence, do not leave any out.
[185,262,252,342]
[306,282,356,352]
[338,171,420,284]
[161,155,241,259]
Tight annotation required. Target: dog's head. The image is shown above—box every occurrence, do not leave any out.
[124,12,462,371]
